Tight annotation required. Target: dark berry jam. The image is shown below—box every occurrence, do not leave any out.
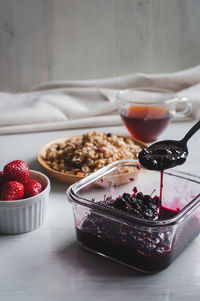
[76,208,199,272]
[98,192,160,220]
[75,192,200,272]
[120,105,172,142]
[138,144,188,171]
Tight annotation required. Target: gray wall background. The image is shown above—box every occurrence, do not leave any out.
[0,0,200,92]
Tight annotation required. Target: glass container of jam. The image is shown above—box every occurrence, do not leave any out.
[66,160,200,273]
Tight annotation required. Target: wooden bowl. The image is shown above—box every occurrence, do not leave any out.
[37,135,147,185]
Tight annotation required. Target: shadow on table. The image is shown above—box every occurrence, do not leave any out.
[56,240,150,278]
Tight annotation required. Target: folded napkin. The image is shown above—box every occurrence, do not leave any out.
[1,65,200,134]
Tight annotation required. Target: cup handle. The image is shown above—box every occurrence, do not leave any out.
[174,97,193,119]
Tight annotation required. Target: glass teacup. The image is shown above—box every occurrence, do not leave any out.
[117,88,192,143]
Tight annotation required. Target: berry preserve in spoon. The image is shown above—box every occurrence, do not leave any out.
[138,120,200,171]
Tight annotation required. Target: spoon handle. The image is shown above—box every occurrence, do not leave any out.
[181,120,200,144]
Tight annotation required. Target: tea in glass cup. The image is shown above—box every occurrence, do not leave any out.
[117,88,192,142]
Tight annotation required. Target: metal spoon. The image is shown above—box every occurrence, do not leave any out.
[138,120,200,170]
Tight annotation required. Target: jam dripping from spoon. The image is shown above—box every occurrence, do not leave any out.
[138,119,200,171]
[139,120,200,213]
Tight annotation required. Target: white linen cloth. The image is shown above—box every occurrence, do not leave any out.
[1,65,200,134]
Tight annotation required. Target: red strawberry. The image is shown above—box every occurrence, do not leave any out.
[24,179,44,198]
[3,160,29,183]
[0,171,4,185]
[1,181,24,201]
[0,171,6,195]
[0,170,5,183]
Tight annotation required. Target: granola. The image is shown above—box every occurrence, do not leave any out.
[45,132,142,176]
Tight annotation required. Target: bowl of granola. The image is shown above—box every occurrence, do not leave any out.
[37,131,146,184]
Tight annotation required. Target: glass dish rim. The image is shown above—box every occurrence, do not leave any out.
[66,159,200,227]
[117,87,178,105]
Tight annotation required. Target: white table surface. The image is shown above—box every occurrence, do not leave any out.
[0,121,200,301]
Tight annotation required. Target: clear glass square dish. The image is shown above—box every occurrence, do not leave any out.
[66,160,200,273]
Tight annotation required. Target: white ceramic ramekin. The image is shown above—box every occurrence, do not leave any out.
[0,170,50,234]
